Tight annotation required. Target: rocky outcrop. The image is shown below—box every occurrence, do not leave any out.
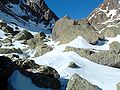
[66,74,101,90]
[0,56,61,90]
[15,30,33,40]
[52,16,103,44]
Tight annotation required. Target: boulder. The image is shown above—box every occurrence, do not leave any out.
[109,41,120,54]
[64,46,94,58]
[68,62,78,68]
[88,50,120,68]
[34,44,53,57]
[52,16,76,40]
[66,74,101,90]
[15,30,33,40]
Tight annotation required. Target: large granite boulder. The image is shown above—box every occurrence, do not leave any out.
[52,16,76,40]
[15,30,33,40]
[66,74,101,90]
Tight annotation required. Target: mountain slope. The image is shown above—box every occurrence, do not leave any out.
[0,0,58,33]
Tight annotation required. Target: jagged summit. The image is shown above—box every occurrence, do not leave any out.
[0,0,58,33]
[87,0,120,24]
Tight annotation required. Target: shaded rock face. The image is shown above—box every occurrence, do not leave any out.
[52,17,103,44]
[0,0,58,30]
[0,56,61,90]
[0,56,15,90]
[66,74,101,90]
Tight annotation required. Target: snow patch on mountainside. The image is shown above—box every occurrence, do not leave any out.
[0,11,51,33]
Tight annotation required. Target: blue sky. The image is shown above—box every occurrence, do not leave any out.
[45,0,103,19]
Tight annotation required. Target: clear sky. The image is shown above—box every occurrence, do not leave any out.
[45,0,103,19]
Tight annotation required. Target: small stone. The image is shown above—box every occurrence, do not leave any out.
[68,62,78,68]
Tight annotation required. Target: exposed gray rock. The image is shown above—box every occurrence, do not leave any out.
[15,30,33,40]
[109,41,120,54]
[66,74,101,90]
